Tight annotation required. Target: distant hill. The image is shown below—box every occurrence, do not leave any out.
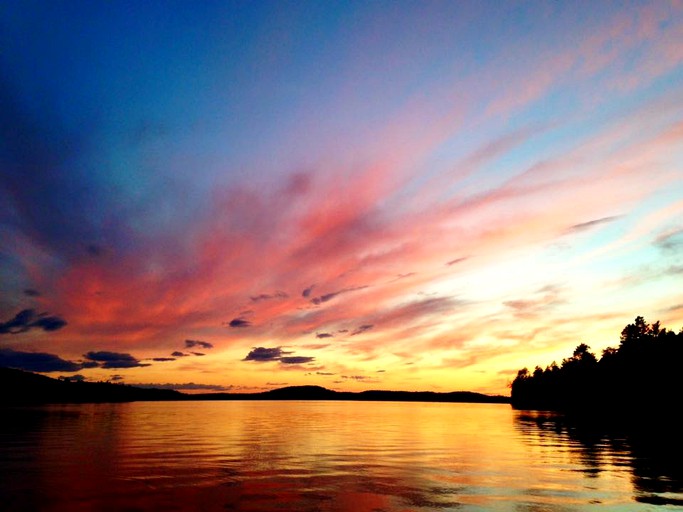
[189,385,510,403]
[0,368,509,405]
[0,367,183,404]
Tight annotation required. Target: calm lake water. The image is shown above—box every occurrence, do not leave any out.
[1,401,681,511]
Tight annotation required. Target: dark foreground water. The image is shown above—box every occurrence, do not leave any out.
[1,401,681,511]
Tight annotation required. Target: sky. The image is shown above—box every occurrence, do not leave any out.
[1,1,682,395]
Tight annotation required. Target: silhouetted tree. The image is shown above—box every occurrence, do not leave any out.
[620,316,650,344]
[572,343,597,365]
[511,316,683,412]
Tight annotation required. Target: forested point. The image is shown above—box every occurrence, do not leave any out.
[510,316,683,411]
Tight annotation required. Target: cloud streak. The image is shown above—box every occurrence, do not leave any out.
[184,339,213,349]
[566,216,622,234]
[310,286,369,306]
[242,347,287,362]
[242,346,315,365]
[0,309,67,335]
[83,351,149,369]
[228,318,252,328]
[250,291,288,303]
[0,348,83,373]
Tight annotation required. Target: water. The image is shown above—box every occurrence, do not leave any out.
[0,401,680,511]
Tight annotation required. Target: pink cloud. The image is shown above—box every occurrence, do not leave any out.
[482,2,683,117]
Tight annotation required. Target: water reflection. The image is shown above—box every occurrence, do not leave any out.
[513,410,683,507]
[0,402,681,511]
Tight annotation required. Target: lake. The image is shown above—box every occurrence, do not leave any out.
[1,401,681,511]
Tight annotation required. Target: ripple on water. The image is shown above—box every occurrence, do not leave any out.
[0,402,680,511]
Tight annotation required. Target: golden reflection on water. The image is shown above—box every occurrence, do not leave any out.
[0,401,680,511]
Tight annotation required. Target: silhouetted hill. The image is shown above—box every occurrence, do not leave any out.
[0,368,509,405]
[511,316,683,412]
[263,385,339,399]
[192,386,509,403]
[357,390,507,403]
[0,367,183,404]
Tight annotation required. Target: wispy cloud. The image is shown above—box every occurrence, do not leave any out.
[280,356,315,364]
[0,348,82,373]
[310,286,369,306]
[566,216,622,234]
[250,291,288,303]
[0,309,67,335]
[655,228,683,251]
[351,324,374,336]
[184,339,213,349]
[243,347,285,362]
[299,343,330,350]
[503,285,566,319]
[83,351,149,369]
[446,257,468,266]
[228,318,252,328]
[242,346,315,366]
[341,374,380,383]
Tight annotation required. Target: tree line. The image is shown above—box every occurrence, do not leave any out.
[510,316,683,411]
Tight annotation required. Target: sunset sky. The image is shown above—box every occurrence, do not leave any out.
[1,1,682,395]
